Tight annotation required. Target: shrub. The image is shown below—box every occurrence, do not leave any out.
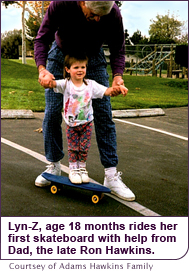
[1,29,22,59]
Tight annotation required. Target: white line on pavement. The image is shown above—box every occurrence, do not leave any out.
[1,137,160,216]
[114,118,188,141]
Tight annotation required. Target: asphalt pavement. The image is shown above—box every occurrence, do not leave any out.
[1,107,188,217]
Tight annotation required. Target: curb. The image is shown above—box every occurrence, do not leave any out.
[1,110,35,119]
[112,108,165,118]
[1,108,165,119]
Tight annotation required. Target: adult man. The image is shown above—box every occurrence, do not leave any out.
[34,1,135,201]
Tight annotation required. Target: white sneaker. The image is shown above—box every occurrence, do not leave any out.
[80,168,89,183]
[69,169,82,184]
[35,162,61,187]
[104,172,135,201]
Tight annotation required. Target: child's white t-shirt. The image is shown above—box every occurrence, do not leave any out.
[54,79,107,127]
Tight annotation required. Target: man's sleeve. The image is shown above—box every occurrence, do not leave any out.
[106,4,125,76]
[34,2,60,68]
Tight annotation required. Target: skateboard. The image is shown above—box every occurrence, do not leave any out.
[42,172,111,204]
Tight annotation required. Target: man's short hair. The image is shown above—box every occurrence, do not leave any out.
[85,1,115,16]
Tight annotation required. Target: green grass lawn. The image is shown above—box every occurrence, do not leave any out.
[1,59,45,111]
[1,59,188,111]
[111,74,188,109]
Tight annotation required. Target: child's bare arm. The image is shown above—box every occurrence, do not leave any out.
[49,80,57,88]
[104,85,128,97]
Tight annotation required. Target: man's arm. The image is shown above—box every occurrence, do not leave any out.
[34,2,60,68]
[106,4,125,86]
[34,2,60,87]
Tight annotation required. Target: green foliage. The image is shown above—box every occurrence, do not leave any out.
[130,30,142,45]
[130,30,149,46]
[115,1,122,8]
[25,15,40,51]
[26,15,40,39]
[149,12,183,44]
[2,1,16,8]
[163,80,188,90]
[125,11,186,45]
[1,30,22,59]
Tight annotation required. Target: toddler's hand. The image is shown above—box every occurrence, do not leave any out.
[111,85,128,97]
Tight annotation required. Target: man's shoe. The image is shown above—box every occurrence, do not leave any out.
[104,172,135,201]
[35,162,61,187]
[69,169,82,184]
[80,168,89,183]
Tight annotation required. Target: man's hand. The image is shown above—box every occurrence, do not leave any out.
[111,75,128,96]
[112,75,124,87]
[38,67,55,88]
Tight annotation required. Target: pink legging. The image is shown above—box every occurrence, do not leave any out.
[66,121,93,163]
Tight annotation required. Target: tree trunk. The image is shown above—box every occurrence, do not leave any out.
[42,1,44,21]
[22,1,26,64]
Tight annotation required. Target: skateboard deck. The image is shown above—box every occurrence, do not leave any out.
[42,172,111,204]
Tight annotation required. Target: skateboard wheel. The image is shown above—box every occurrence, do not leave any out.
[92,195,100,204]
[51,185,58,194]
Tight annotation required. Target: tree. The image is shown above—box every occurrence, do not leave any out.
[26,1,51,24]
[2,1,15,7]
[25,15,40,52]
[25,2,50,42]
[2,1,27,63]
[177,33,188,44]
[129,30,149,45]
[2,1,50,24]
[124,29,130,45]
[130,30,144,45]
[115,1,122,8]
[1,29,22,59]
[149,11,184,44]
[2,1,50,63]
[21,1,26,63]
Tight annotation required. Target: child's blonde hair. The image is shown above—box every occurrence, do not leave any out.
[64,53,88,85]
